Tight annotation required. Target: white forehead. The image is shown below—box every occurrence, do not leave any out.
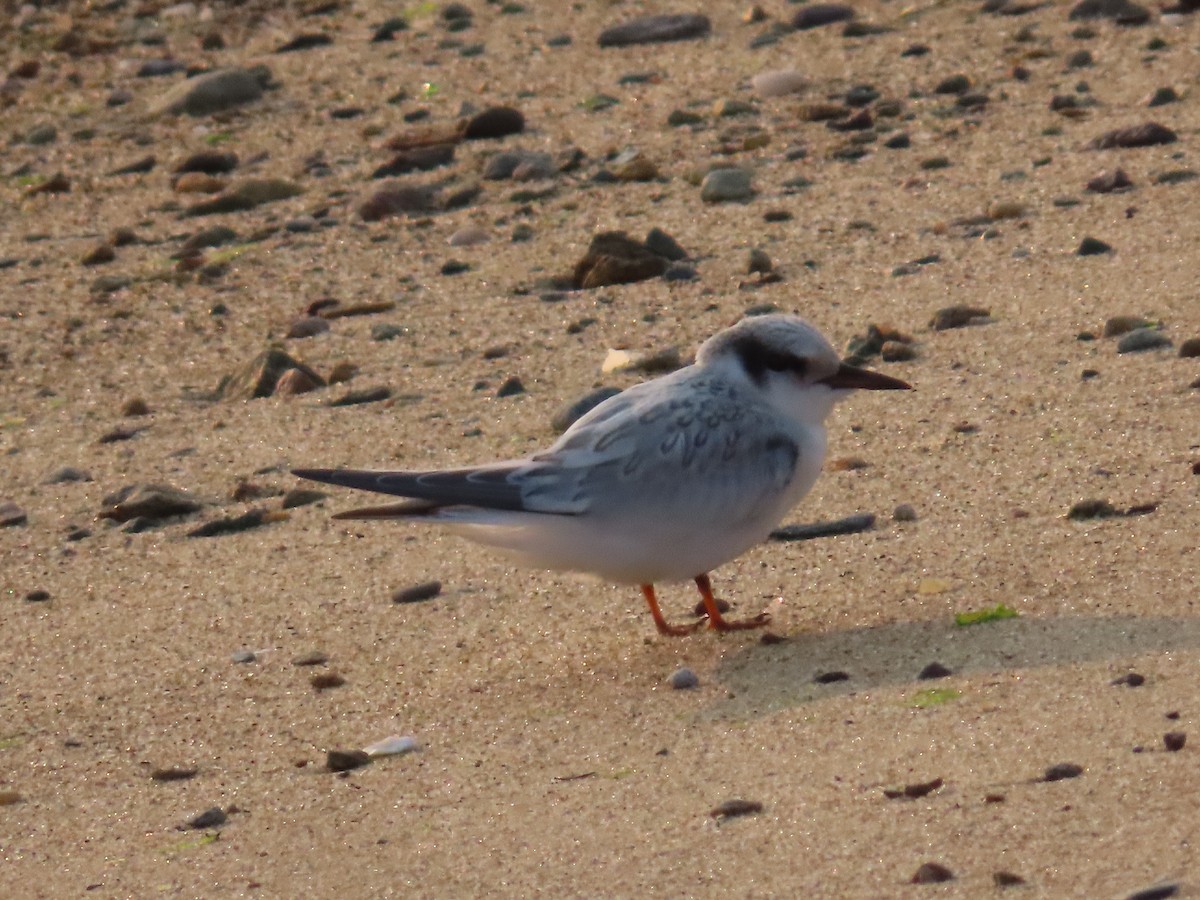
[696,314,837,364]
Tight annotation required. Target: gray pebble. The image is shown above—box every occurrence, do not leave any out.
[185,807,228,829]
[700,168,754,203]
[893,503,918,522]
[1117,328,1172,353]
[371,323,405,342]
[669,667,700,690]
[230,650,257,664]
[44,466,92,484]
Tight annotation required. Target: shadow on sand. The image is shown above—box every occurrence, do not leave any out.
[706,614,1200,719]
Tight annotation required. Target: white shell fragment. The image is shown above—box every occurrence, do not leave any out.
[363,735,418,758]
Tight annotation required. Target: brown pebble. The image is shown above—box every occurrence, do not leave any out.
[326,749,371,772]
[984,793,1006,803]
[151,766,199,782]
[1164,732,1186,752]
[829,456,869,471]
[0,790,24,805]
[286,316,331,339]
[911,862,954,884]
[814,670,849,684]
[109,227,138,247]
[918,662,952,680]
[174,172,227,194]
[81,243,115,266]
[327,361,359,384]
[273,367,323,397]
[880,340,916,362]
[310,672,346,691]
[121,397,151,417]
[994,871,1026,888]
[1179,337,1200,358]
[709,799,763,819]
[759,632,787,645]
[293,651,328,666]
[1087,168,1132,193]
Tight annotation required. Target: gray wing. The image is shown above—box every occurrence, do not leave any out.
[292,463,586,514]
[534,373,801,525]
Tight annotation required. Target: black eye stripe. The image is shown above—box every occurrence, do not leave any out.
[731,335,808,383]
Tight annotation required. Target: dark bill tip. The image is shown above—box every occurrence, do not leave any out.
[819,362,912,391]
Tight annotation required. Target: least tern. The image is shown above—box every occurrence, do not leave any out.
[294,314,910,636]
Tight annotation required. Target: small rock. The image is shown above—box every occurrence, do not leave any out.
[286,317,330,339]
[1068,498,1118,520]
[918,662,952,680]
[792,3,855,29]
[150,766,199,782]
[231,650,257,664]
[1040,762,1083,782]
[1077,236,1112,256]
[0,791,23,806]
[1089,122,1177,150]
[373,143,455,178]
[572,231,669,289]
[152,67,269,117]
[883,777,944,800]
[44,466,92,484]
[893,503,918,522]
[326,749,371,772]
[1117,328,1172,353]
[613,150,658,182]
[1125,885,1180,900]
[462,106,525,140]
[275,33,333,53]
[934,74,971,95]
[99,484,202,523]
[747,248,772,274]
[371,323,405,342]
[183,178,303,217]
[931,305,989,330]
[274,367,323,397]
[121,398,151,417]
[814,671,850,684]
[1111,672,1145,687]
[281,488,326,509]
[669,667,699,690]
[1069,0,1151,25]
[449,226,489,247]
[24,589,50,602]
[709,799,762,819]
[357,182,440,221]
[81,243,115,266]
[752,70,808,98]
[880,341,916,362]
[221,348,325,399]
[643,227,688,261]
[293,651,328,666]
[496,376,525,398]
[994,872,1026,888]
[328,387,391,407]
[1178,338,1200,358]
[911,863,954,884]
[185,807,227,829]
[1087,169,1132,193]
[700,168,754,203]
[311,672,346,691]
[392,581,443,604]
[1146,87,1179,107]
[598,13,711,47]
[1164,732,1186,752]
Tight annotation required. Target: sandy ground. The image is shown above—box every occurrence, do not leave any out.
[2,1,1199,896]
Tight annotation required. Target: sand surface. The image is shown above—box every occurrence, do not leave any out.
[2,1,1199,897]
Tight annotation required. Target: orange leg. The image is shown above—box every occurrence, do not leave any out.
[641,584,703,637]
[694,574,771,632]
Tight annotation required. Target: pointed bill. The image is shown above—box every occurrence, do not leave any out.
[819,363,911,391]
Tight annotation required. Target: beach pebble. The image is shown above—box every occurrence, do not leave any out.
[573,231,668,289]
[286,316,330,339]
[24,589,50,602]
[81,243,115,266]
[931,305,989,330]
[1118,328,1172,353]
[911,863,954,884]
[449,226,489,247]
[918,662,952,680]
[752,70,807,98]
[1089,122,1176,150]
[151,766,198,782]
[231,650,257,664]
[814,671,850,684]
[1040,762,1083,782]
[1164,732,1186,752]
[700,168,754,203]
[99,484,202,523]
[1077,236,1112,256]
[598,13,711,47]
[153,67,268,117]
[326,749,371,772]
[371,323,405,342]
[393,581,443,604]
[274,367,323,397]
[669,668,700,690]
[747,248,772,274]
[223,348,325,399]
[1178,338,1200,358]
[463,106,525,140]
[44,466,92,484]
[994,872,1026,888]
[310,672,346,691]
[1111,672,1145,687]
[1069,0,1150,24]
[1124,884,1180,900]
[185,807,228,829]
[709,799,762,819]
[792,3,854,29]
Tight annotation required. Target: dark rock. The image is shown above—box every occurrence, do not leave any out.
[918,662,953,680]
[1164,732,1186,752]
[1069,0,1150,24]
[709,799,763,819]
[328,387,391,407]
[276,33,333,53]
[770,513,876,541]
[598,13,711,47]
[310,672,345,691]
[185,807,228,829]
[1040,762,1083,781]
[326,749,371,772]
[1111,672,1145,686]
[572,231,669,289]
[1089,122,1177,150]
[496,376,525,397]
[911,863,954,884]
[282,488,326,509]
[24,589,51,602]
[150,766,198,782]
[1117,328,1172,353]
[372,144,455,178]
[643,227,688,261]
[1068,498,1118,519]
[182,178,303,217]
[792,4,855,29]
[175,151,238,175]
[935,74,971,94]
[994,872,1026,888]
[1125,885,1180,900]
[1077,236,1112,255]
[462,106,525,140]
[883,777,944,799]
[813,671,850,684]
[393,580,443,603]
[931,305,989,330]
[358,182,441,221]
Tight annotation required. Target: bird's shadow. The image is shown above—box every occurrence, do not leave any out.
[705,614,1200,720]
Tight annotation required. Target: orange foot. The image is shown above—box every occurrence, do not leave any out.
[694,574,771,632]
[640,584,704,637]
